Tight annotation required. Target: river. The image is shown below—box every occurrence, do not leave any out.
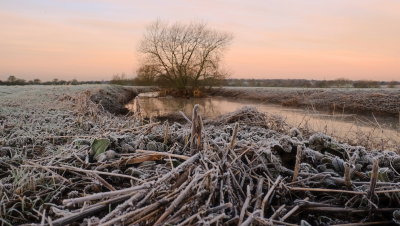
[126,95,400,150]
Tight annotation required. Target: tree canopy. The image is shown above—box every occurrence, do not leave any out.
[137,21,233,89]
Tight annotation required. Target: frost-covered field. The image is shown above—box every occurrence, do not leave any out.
[214,86,400,115]
[0,85,112,146]
[0,84,104,99]
[0,84,104,144]
[0,84,142,224]
[1,85,400,225]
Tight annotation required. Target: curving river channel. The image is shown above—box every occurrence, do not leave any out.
[126,95,400,150]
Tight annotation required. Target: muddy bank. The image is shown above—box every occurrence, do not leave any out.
[211,87,400,116]
[90,85,154,114]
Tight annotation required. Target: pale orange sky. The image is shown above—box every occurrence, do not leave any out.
[0,0,399,81]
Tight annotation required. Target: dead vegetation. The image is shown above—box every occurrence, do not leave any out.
[1,85,400,225]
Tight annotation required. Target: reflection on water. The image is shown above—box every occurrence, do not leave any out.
[127,97,241,119]
[126,96,400,149]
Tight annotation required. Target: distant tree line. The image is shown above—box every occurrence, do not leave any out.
[223,79,399,88]
[4,75,396,89]
[0,75,106,86]
[111,75,399,89]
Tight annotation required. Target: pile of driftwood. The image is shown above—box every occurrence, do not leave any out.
[26,105,400,226]
[4,105,400,225]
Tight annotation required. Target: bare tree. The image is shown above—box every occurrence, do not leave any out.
[138,20,233,90]
[7,75,17,83]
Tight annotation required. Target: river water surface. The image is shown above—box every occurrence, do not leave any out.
[126,96,400,150]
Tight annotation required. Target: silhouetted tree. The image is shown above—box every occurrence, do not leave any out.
[7,75,17,83]
[388,80,397,88]
[138,20,233,90]
[33,79,41,84]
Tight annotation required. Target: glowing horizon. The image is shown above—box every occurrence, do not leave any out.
[1,0,399,81]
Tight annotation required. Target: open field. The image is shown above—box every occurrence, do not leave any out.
[212,87,400,116]
[1,85,400,225]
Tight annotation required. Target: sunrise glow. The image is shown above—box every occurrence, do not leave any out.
[1,0,399,81]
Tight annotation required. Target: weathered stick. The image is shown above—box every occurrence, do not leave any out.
[99,191,146,223]
[292,146,303,182]
[100,196,174,226]
[90,173,116,191]
[175,203,232,226]
[51,193,133,226]
[288,187,365,195]
[25,161,72,185]
[119,154,167,165]
[207,213,227,224]
[135,149,190,160]
[261,175,282,218]
[241,210,260,226]
[190,104,203,151]
[303,206,397,213]
[230,122,239,149]
[368,158,379,200]
[22,164,146,182]
[270,204,286,220]
[254,177,265,209]
[62,183,151,206]
[134,96,142,120]
[344,162,352,187]
[152,153,200,187]
[154,173,203,225]
[376,189,400,194]
[163,121,169,144]
[130,209,161,225]
[239,185,252,225]
[281,197,309,222]
[176,213,200,226]
[289,186,400,195]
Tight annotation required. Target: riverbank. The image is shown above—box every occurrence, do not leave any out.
[129,95,400,151]
[1,85,400,225]
[211,87,400,117]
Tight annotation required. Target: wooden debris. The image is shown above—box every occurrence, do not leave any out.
[281,197,310,222]
[190,104,203,151]
[292,146,303,182]
[344,162,352,187]
[230,122,239,149]
[163,121,169,144]
[368,158,379,200]
[5,105,400,225]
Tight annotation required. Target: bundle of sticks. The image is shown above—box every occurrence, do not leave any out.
[20,106,400,225]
